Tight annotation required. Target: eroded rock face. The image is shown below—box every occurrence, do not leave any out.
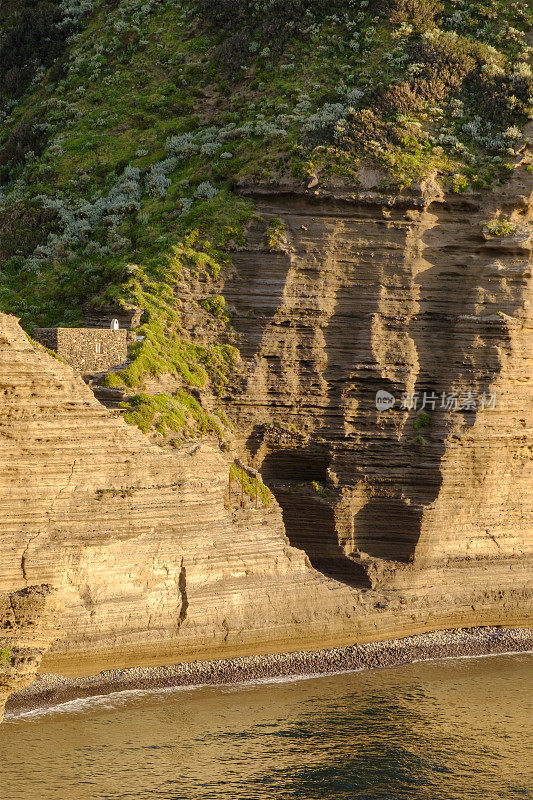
[223,175,533,601]
[0,312,359,683]
[0,584,61,722]
[0,171,531,711]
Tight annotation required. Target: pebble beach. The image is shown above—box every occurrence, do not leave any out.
[6,626,533,717]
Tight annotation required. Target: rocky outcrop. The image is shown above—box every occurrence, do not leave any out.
[0,584,61,721]
[0,167,532,712]
[223,169,533,604]
[0,312,361,686]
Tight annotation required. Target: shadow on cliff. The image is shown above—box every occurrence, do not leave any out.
[224,194,522,584]
[320,196,520,568]
[319,202,428,564]
[223,216,292,363]
[259,449,371,588]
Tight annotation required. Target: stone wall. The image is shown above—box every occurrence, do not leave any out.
[33,327,127,374]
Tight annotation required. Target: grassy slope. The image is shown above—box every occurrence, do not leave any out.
[0,0,531,438]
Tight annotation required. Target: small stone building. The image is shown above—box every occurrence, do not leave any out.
[34,323,128,375]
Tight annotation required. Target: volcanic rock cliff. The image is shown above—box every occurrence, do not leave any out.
[0,312,364,717]
[0,172,532,717]
[223,171,532,600]
[0,584,60,719]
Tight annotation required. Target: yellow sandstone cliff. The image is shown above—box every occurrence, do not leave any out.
[0,175,532,718]
[224,174,532,600]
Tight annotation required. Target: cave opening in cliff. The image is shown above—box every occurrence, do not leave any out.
[260,450,371,588]
[353,497,422,563]
[260,449,329,483]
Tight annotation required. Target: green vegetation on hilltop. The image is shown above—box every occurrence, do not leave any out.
[0,0,530,437]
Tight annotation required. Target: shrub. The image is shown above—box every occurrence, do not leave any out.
[387,0,442,31]
[408,31,477,102]
[463,68,531,130]
[200,295,229,322]
[451,173,469,193]
[230,462,271,506]
[377,82,422,117]
[266,217,287,251]
[484,218,515,237]
[29,166,142,265]
[0,200,59,260]
[414,411,431,430]
[0,1,94,98]
[193,0,349,67]
[122,391,224,438]
[145,159,177,198]
[0,3,67,96]
[0,118,50,168]
[194,182,219,200]
[108,316,239,394]
[333,109,397,157]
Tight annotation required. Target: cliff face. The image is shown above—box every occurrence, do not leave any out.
[0,312,362,682]
[223,172,532,600]
[0,584,60,721]
[0,171,532,712]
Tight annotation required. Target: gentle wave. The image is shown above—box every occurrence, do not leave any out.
[5,649,532,722]
[5,670,359,722]
[4,683,205,721]
[410,647,533,666]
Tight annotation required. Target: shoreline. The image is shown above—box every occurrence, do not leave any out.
[6,626,533,718]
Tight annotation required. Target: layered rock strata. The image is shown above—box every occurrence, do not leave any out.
[0,312,361,684]
[223,172,533,603]
[0,584,60,722]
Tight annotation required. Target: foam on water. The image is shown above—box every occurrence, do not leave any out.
[4,670,361,721]
[5,649,531,723]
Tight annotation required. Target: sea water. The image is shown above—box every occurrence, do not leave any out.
[1,653,532,800]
